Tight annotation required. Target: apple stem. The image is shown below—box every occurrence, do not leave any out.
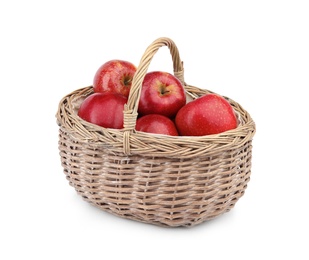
[124,76,132,86]
[160,85,170,95]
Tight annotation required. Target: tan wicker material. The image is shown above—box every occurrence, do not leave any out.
[56,37,256,227]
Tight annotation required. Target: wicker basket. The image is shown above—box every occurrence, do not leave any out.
[56,37,256,227]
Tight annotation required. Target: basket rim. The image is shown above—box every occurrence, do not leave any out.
[56,84,256,158]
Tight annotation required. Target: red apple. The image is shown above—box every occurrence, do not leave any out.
[138,71,186,118]
[93,59,136,97]
[135,114,179,136]
[175,93,238,136]
[78,92,127,129]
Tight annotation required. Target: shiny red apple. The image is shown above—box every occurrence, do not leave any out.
[93,59,136,97]
[78,92,127,129]
[135,114,179,136]
[138,71,186,118]
[175,93,238,136]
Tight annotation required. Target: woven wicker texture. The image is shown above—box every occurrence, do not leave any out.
[56,37,256,227]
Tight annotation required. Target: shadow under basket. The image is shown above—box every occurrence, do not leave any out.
[56,37,256,227]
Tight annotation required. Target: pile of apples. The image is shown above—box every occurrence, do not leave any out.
[78,60,238,136]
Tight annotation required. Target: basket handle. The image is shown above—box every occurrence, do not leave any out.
[123,37,184,154]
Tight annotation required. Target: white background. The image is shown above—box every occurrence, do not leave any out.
[1,0,308,259]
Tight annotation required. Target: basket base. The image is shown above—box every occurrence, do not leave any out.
[59,126,251,227]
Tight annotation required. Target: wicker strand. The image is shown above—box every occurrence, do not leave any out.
[123,106,138,154]
[174,61,185,84]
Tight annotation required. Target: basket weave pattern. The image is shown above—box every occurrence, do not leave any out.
[56,37,256,227]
